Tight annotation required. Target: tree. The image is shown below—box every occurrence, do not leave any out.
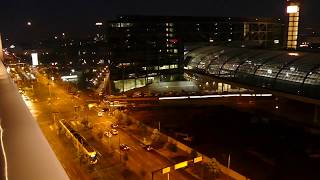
[123,153,129,164]
[121,168,133,178]
[207,158,221,179]
[97,131,103,139]
[138,122,148,137]
[190,149,198,159]
[168,143,178,152]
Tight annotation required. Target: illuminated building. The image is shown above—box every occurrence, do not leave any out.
[106,16,284,87]
[286,0,301,49]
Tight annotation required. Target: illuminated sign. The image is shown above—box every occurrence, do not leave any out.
[61,75,78,82]
[162,167,171,174]
[31,53,39,66]
[287,5,299,13]
[194,156,203,163]
[174,161,188,170]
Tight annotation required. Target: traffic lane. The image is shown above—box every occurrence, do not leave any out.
[23,91,91,180]
[35,73,193,179]
[115,129,192,180]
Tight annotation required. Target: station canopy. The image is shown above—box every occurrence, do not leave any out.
[185,46,320,99]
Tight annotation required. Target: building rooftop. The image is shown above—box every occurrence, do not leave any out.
[186,45,320,100]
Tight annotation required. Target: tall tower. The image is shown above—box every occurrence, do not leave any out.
[0,33,3,61]
[286,0,301,49]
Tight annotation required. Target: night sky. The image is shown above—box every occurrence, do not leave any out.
[1,0,319,44]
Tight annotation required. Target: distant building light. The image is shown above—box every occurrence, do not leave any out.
[288,53,299,56]
[287,5,299,13]
[267,69,272,74]
[31,53,39,66]
[9,45,15,49]
[27,22,31,26]
[274,40,280,44]
[61,75,78,82]
[95,22,103,26]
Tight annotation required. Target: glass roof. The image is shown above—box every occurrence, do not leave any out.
[185,46,320,99]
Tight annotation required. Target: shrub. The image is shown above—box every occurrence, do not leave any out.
[190,149,198,159]
[168,143,178,152]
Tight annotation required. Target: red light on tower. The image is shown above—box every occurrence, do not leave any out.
[169,39,178,44]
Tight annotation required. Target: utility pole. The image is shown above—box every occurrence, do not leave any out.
[119,134,121,162]
[52,112,59,125]
[227,153,231,169]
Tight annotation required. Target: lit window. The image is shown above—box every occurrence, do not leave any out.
[287,5,299,13]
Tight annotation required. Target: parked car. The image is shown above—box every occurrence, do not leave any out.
[120,144,130,151]
[104,131,112,138]
[98,111,104,117]
[111,123,118,128]
[101,108,108,112]
[111,129,118,135]
[144,145,153,151]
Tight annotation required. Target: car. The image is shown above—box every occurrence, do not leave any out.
[98,111,104,117]
[111,129,118,135]
[104,131,112,138]
[111,123,118,128]
[101,108,108,112]
[144,145,153,151]
[120,144,130,151]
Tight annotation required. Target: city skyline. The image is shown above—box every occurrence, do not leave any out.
[1,0,320,43]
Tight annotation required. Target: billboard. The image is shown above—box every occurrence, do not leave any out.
[31,53,39,66]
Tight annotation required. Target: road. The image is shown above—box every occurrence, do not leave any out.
[17,68,195,180]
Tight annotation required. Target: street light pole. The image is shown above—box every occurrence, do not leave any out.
[227,153,231,169]
[119,134,121,162]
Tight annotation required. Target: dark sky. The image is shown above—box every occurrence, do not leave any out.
[0,0,319,43]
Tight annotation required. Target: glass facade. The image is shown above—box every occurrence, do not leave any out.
[186,46,320,99]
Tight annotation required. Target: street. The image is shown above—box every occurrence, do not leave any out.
[18,69,195,180]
